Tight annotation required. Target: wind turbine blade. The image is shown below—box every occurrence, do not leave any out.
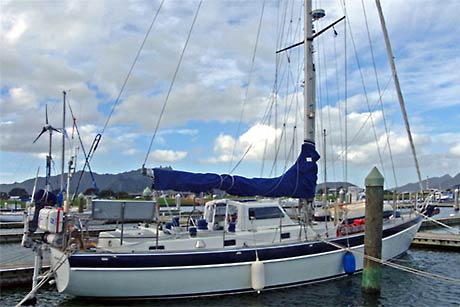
[33,128,46,143]
[45,104,49,125]
[50,126,61,134]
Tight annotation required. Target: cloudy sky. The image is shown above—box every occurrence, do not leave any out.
[1,0,459,191]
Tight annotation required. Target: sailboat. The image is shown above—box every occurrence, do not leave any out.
[22,0,423,300]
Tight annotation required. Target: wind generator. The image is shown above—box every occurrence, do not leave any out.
[33,104,62,192]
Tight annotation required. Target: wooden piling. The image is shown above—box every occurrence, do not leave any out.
[362,167,384,294]
[454,188,459,211]
[78,195,84,213]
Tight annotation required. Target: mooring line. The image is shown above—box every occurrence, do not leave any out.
[322,239,460,286]
[420,212,460,234]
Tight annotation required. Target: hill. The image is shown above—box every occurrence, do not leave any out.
[392,173,460,193]
[0,169,151,195]
[1,170,459,196]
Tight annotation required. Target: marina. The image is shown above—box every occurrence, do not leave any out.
[1,0,460,306]
[1,208,459,301]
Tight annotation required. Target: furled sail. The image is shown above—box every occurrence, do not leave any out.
[153,142,319,198]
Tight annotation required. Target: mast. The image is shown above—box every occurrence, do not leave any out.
[304,0,315,144]
[61,91,66,196]
[46,123,52,192]
[374,0,424,194]
[323,129,327,203]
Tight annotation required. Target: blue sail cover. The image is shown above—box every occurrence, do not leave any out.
[153,142,320,198]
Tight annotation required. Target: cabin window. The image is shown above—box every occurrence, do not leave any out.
[149,245,165,250]
[215,203,227,216]
[227,204,238,223]
[213,203,227,230]
[248,207,284,220]
[224,239,236,246]
[281,232,290,239]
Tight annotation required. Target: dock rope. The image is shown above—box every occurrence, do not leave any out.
[420,213,460,234]
[322,240,460,286]
[15,248,75,307]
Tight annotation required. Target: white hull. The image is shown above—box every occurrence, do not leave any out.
[50,217,421,298]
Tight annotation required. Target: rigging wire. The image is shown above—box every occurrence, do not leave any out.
[342,0,387,182]
[237,0,302,178]
[282,0,300,171]
[292,6,303,166]
[323,57,334,185]
[330,76,393,168]
[260,0,288,177]
[143,0,202,166]
[314,17,324,182]
[230,0,298,178]
[341,0,348,186]
[221,0,302,179]
[101,0,164,137]
[228,0,266,173]
[81,0,164,166]
[332,26,343,184]
[271,53,302,176]
[375,0,424,194]
[269,0,289,177]
[361,0,398,189]
[67,101,99,198]
[268,0,303,177]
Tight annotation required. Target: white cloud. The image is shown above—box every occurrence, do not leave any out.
[3,15,27,43]
[4,87,37,112]
[449,143,460,157]
[205,134,236,163]
[203,124,285,165]
[158,128,199,137]
[122,148,140,156]
[151,150,187,163]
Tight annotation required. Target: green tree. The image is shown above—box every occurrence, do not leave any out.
[100,189,114,198]
[83,188,97,196]
[0,192,8,200]
[115,191,130,199]
[8,188,28,198]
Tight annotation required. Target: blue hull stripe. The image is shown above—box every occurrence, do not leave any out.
[69,216,421,269]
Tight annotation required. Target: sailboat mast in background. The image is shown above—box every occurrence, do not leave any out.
[374,0,424,194]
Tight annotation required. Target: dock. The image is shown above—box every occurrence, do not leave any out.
[0,228,115,244]
[0,264,51,288]
[0,222,25,229]
[410,232,460,251]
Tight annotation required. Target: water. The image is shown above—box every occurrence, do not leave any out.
[0,243,50,268]
[1,249,458,307]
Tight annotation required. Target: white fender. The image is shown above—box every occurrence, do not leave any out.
[251,257,265,291]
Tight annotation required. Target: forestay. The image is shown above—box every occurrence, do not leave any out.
[152,142,319,198]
